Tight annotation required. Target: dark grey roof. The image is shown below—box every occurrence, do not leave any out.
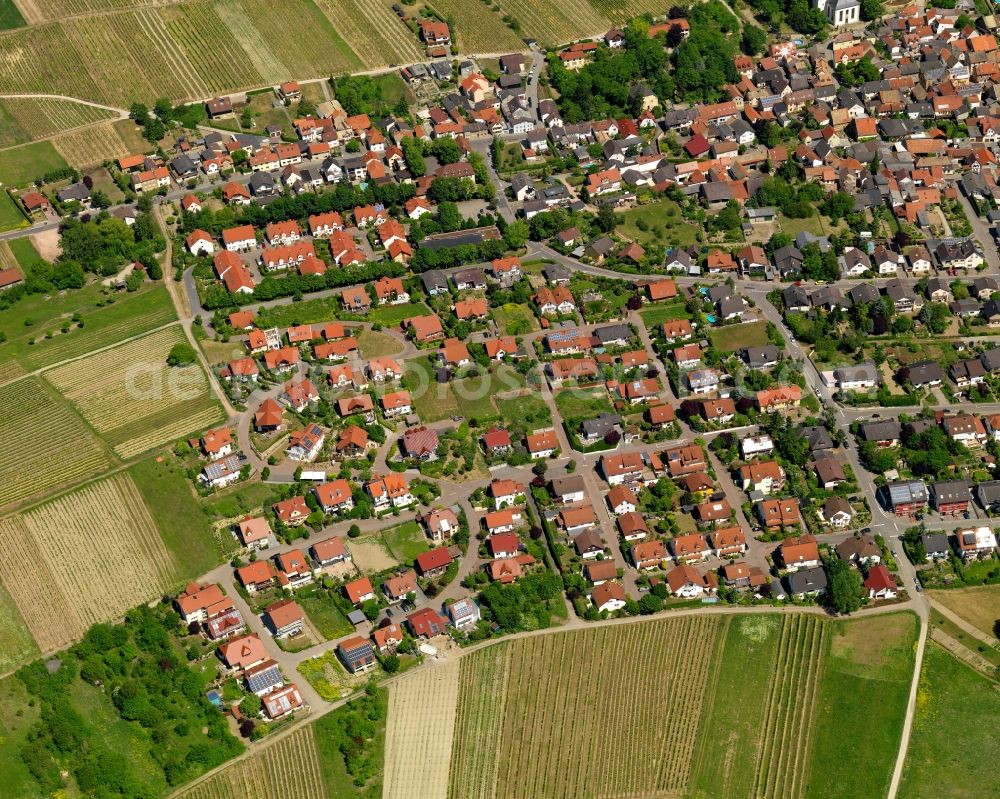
[921,532,950,555]
[593,324,631,344]
[859,420,900,442]
[933,480,971,504]
[786,566,828,595]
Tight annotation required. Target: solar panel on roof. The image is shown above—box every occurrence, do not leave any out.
[246,665,282,694]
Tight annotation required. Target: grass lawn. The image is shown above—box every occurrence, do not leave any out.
[804,612,918,799]
[0,578,37,673]
[298,589,354,640]
[0,282,176,372]
[408,356,500,423]
[899,642,1000,798]
[197,335,244,366]
[369,301,429,327]
[130,455,237,581]
[381,519,429,565]
[0,189,28,231]
[8,236,45,271]
[201,480,277,521]
[358,328,404,358]
[314,690,386,799]
[777,212,826,238]
[491,302,539,335]
[0,1,25,30]
[497,393,552,435]
[256,295,341,327]
[619,198,697,248]
[0,677,44,799]
[689,615,780,799]
[708,320,770,352]
[0,140,68,187]
[375,72,410,109]
[927,585,1000,639]
[929,608,1000,669]
[639,300,689,329]
[554,387,613,421]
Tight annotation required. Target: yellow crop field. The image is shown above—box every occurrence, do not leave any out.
[0,473,177,653]
[385,660,461,799]
[53,122,131,167]
[44,326,223,459]
[237,0,362,77]
[499,0,609,44]
[315,0,423,69]
[177,725,326,799]
[0,97,118,149]
[159,4,264,94]
[0,377,111,509]
[426,0,525,54]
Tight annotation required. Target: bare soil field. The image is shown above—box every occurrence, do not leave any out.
[384,659,460,799]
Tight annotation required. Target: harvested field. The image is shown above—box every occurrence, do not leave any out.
[349,536,398,572]
[385,660,460,799]
[315,0,422,68]
[53,121,131,167]
[177,724,326,799]
[928,586,1000,640]
[0,96,118,148]
[425,0,525,53]
[0,473,176,652]
[0,377,110,509]
[44,326,223,458]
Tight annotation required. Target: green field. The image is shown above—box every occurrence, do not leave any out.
[708,320,771,352]
[496,393,552,435]
[298,587,354,640]
[899,642,1000,798]
[619,198,697,248]
[639,300,689,329]
[0,677,43,799]
[804,612,918,799]
[130,455,237,579]
[0,140,69,187]
[8,237,45,270]
[688,615,783,798]
[358,328,404,358]
[0,189,28,231]
[0,579,38,673]
[554,386,613,420]
[369,301,431,327]
[201,479,279,521]
[407,356,512,423]
[381,519,430,565]
[491,302,539,334]
[0,1,25,31]
[0,282,177,374]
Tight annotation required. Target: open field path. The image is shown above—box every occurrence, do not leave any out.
[156,204,238,421]
[927,598,1000,648]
